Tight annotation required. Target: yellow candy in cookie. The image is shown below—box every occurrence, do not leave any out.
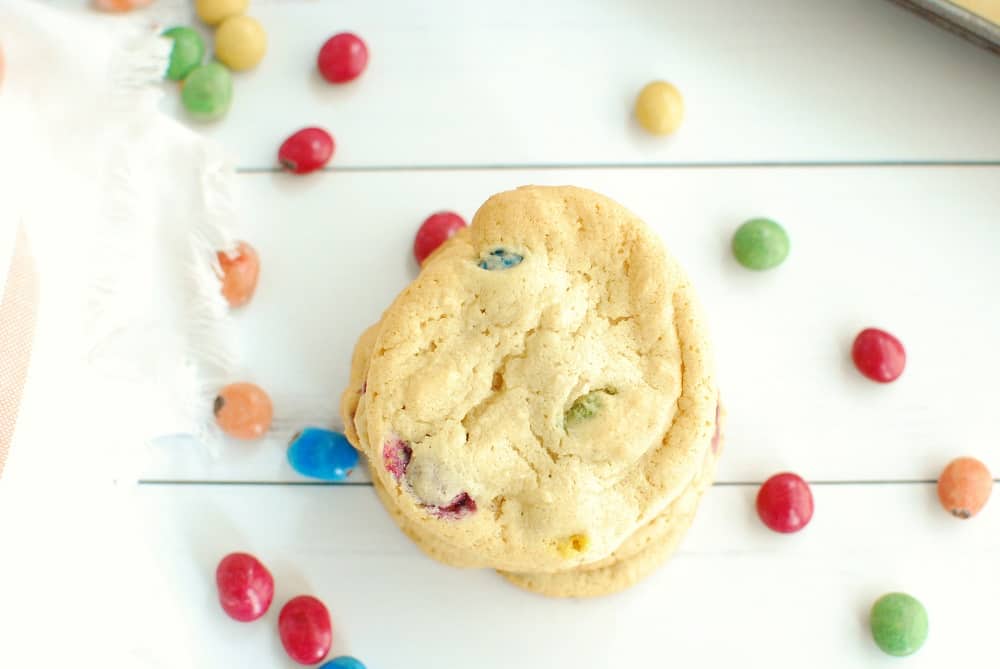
[556,534,591,559]
[341,186,719,594]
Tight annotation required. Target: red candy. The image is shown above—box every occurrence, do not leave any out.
[428,491,477,519]
[279,595,333,665]
[756,472,814,533]
[383,438,412,480]
[279,127,334,174]
[852,327,906,383]
[413,211,467,265]
[317,32,369,83]
[216,552,275,622]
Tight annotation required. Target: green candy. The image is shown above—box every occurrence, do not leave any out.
[731,218,789,270]
[163,27,206,81]
[181,63,233,121]
[564,388,616,428]
[870,592,928,657]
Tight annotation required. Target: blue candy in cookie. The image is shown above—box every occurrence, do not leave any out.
[478,248,523,270]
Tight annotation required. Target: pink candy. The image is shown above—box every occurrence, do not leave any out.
[428,491,477,519]
[279,595,333,665]
[383,438,412,480]
[216,552,275,622]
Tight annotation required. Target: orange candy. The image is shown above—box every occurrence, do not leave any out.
[937,457,992,519]
[214,382,273,440]
[93,0,153,12]
[216,241,260,308]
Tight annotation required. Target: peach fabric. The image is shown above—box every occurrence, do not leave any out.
[0,226,37,478]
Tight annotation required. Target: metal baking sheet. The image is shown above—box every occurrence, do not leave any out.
[891,0,1000,54]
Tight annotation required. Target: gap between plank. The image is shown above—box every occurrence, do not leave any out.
[236,159,1000,174]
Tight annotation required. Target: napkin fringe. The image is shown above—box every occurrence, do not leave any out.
[184,145,238,450]
[89,26,239,455]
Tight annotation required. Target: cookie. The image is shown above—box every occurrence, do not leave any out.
[500,409,724,597]
[369,402,725,597]
[341,185,717,575]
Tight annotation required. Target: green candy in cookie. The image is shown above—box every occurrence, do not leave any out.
[732,218,789,270]
[565,388,617,427]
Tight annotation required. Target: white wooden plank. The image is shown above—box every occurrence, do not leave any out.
[141,166,1000,483]
[136,482,1000,667]
[145,0,1000,167]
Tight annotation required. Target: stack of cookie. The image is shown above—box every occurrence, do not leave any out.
[340,186,722,597]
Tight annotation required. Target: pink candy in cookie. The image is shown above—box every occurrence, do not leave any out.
[711,400,722,454]
[428,492,477,519]
[382,438,412,480]
[382,437,477,519]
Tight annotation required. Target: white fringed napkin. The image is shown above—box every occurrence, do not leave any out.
[0,2,243,665]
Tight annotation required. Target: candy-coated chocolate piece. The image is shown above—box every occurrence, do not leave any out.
[427,491,477,519]
[478,248,523,270]
[852,328,905,383]
[317,33,369,84]
[181,62,233,122]
[278,127,334,174]
[215,15,267,71]
[732,218,789,270]
[634,80,684,135]
[287,428,359,481]
[195,0,247,26]
[216,552,274,622]
[414,211,466,265]
[163,27,206,81]
[870,592,928,656]
[214,382,273,440]
[216,241,260,308]
[937,457,992,519]
[93,0,153,12]
[382,438,412,480]
[279,596,333,665]
[756,472,813,533]
[320,658,366,669]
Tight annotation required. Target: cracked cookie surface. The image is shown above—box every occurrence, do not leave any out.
[341,185,717,574]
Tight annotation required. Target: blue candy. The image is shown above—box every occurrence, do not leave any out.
[287,428,359,481]
[478,248,523,270]
[320,657,366,669]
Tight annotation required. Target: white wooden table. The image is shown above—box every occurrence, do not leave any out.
[131,0,1000,666]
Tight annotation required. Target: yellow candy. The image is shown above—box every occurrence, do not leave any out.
[556,533,590,558]
[195,0,248,26]
[215,15,267,71]
[634,80,685,136]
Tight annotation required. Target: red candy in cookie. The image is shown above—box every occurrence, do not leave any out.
[383,438,412,479]
[216,552,274,622]
[428,491,477,519]
[756,472,814,533]
[279,595,333,665]
[852,327,905,383]
[711,400,722,455]
[413,211,467,265]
